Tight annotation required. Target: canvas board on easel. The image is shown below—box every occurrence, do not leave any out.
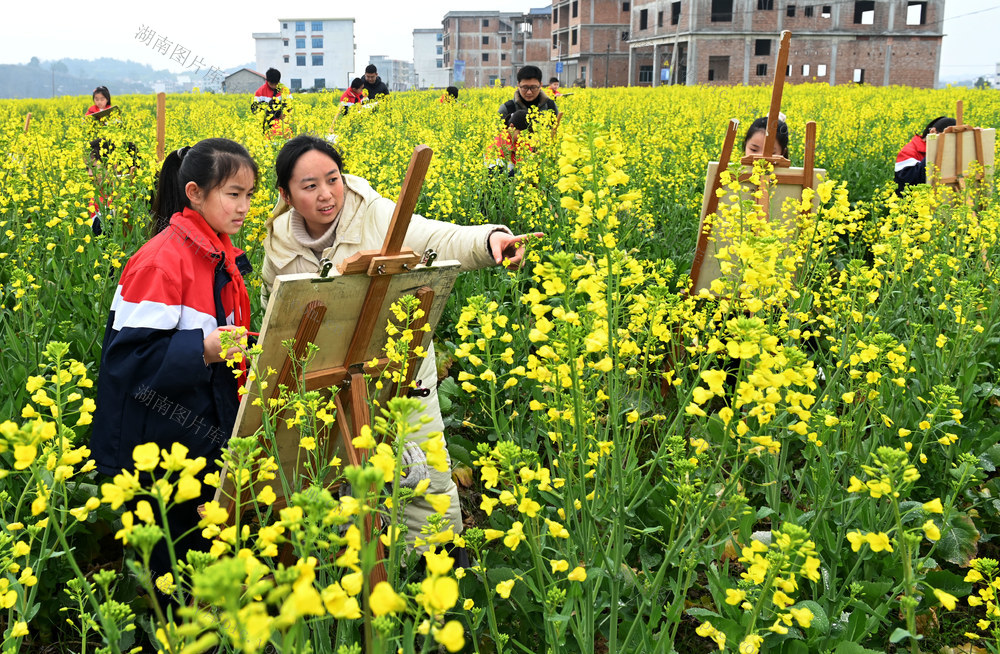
[926,129,995,184]
[219,262,461,503]
[690,161,826,295]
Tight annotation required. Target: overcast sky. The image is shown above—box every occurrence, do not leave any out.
[2,1,997,81]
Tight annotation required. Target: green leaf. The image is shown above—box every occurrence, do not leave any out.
[936,513,980,566]
[889,627,920,643]
[834,642,885,654]
[794,600,829,635]
[922,569,972,598]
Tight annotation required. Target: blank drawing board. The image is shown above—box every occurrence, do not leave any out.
[690,161,826,295]
[926,129,995,186]
[222,262,461,503]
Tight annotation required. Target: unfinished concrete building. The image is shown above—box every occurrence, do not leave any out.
[551,0,632,87]
[441,9,553,87]
[626,0,945,87]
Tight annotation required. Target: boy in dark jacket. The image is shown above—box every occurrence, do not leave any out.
[499,65,558,123]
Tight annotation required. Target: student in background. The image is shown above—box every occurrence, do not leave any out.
[547,77,563,97]
[439,86,459,103]
[895,116,956,194]
[251,68,291,135]
[86,86,112,116]
[339,77,365,115]
[743,116,790,159]
[499,65,558,123]
[362,64,390,100]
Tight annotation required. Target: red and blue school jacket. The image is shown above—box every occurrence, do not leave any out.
[90,208,252,476]
[894,134,927,193]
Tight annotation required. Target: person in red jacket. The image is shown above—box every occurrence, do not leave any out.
[339,77,365,115]
[91,137,258,592]
[895,116,956,195]
[487,110,533,176]
[85,86,112,115]
[251,68,291,136]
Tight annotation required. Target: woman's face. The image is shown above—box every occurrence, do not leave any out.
[94,93,109,110]
[282,149,345,239]
[744,130,784,157]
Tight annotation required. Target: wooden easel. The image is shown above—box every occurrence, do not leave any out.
[929,100,990,192]
[23,113,31,134]
[689,30,819,294]
[156,92,165,162]
[219,148,445,649]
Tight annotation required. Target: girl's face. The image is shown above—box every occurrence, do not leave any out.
[744,130,784,158]
[186,166,255,235]
[94,93,109,110]
[282,149,345,239]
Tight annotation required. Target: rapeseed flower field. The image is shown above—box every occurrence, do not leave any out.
[1,84,999,653]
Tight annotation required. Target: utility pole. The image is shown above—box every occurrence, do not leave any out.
[605,44,610,87]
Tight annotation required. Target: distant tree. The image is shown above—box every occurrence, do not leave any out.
[28,57,40,67]
[51,61,68,75]
[974,76,991,90]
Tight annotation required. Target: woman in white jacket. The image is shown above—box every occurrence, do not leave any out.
[261,134,537,556]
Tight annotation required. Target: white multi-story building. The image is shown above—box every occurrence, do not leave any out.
[254,18,355,91]
[413,28,450,89]
[369,55,416,91]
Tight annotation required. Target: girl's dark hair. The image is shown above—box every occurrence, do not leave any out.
[506,109,532,133]
[93,86,111,105]
[149,138,258,235]
[446,86,459,99]
[920,116,956,139]
[275,135,346,196]
[743,116,790,158]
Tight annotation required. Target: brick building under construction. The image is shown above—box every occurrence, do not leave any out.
[627,0,945,87]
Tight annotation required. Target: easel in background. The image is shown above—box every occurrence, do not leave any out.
[688,30,823,295]
[156,92,165,162]
[219,147,461,638]
[23,113,31,134]
[926,100,995,193]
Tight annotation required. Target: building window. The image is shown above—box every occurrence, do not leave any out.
[482,53,489,62]
[623,2,630,12]
[553,34,558,47]
[290,78,302,90]
[817,63,827,76]
[757,0,774,8]
[711,0,733,22]
[437,33,442,41]
[295,21,305,32]
[312,37,323,48]
[822,5,832,17]
[572,28,578,45]
[805,6,814,17]
[802,64,810,75]
[572,1,578,18]
[755,39,771,56]
[502,36,507,43]
[282,22,287,29]
[906,1,927,25]
[853,68,865,83]
[283,55,289,63]
[622,30,630,40]
[312,54,323,66]
[708,55,730,81]
[638,64,653,83]
[756,63,768,76]
[482,19,489,27]
[639,9,648,29]
[553,7,558,21]
[436,60,443,68]
[672,2,681,24]
[437,45,443,55]
[283,39,289,47]
[314,78,325,88]
[296,55,305,66]
[501,53,507,61]
[312,21,322,31]
[296,37,305,49]
[482,36,489,45]
[787,5,796,17]
[658,11,664,27]
[854,1,875,24]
